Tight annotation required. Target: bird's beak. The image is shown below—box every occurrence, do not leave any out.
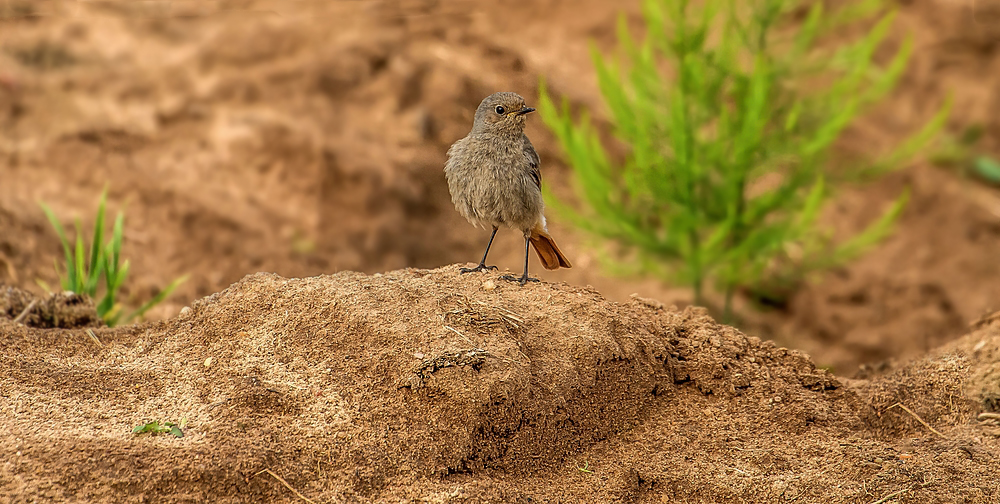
[513,106,535,116]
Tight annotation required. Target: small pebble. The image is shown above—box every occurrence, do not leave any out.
[204,357,213,367]
[482,280,496,291]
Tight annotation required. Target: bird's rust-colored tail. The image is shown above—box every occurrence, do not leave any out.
[529,224,572,270]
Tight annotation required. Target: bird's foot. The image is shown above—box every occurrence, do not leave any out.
[460,263,498,274]
[500,274,540,286]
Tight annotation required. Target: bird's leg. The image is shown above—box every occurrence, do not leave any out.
[501,235,540,285]
[460,226,500,273]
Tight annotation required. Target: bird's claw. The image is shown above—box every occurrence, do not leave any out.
[500,274,540,286]
[460,263,498,274]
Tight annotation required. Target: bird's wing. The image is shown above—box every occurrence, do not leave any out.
[522,133,541,190]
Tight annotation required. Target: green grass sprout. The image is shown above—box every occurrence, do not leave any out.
[39,188,188,326]
[132,420,185,438]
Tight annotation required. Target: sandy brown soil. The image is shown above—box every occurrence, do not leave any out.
[1,0,999,373]
[2,0,1000,501]
[2,267,999,502]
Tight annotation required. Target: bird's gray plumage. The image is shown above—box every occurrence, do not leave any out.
[444,91,571,283]
[444,92,545,237]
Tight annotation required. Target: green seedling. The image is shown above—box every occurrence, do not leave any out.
[577,461,594,474]
[132,418,186,438]
[39,188,187,326]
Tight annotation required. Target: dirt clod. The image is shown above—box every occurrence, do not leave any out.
[413,348,492,380]
[1,285,102,328]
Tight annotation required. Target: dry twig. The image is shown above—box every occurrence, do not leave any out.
[869,486,912,504]
[888,403,947,439]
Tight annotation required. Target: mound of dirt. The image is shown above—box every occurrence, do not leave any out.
[2,267,997,502]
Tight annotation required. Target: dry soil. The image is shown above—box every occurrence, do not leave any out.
[2,267,999,502]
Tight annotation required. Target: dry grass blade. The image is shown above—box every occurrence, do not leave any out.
[491,303,524,321]
[977,412,1000,426]
[888,403,947,439]
[13,299,37,324]
[473,300,524,329]
[254,469,316,504]
[85,328,103,347]
[495,307,524,328]
[444,325,473,344]
[869,486,913,504]
[441,295,523,331]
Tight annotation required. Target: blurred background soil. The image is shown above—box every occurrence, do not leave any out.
[2,0,1000,373]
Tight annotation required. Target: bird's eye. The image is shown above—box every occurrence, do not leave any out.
[495,105,505,115]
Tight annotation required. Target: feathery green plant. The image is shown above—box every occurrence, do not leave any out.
[539,0,949,319]
[39,189,187,326]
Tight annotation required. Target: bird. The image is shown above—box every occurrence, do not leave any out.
[444,91,572,285]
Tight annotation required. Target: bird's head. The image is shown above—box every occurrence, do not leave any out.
[471,92,535,135]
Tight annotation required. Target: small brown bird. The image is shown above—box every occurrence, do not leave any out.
[444,91,572,285]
